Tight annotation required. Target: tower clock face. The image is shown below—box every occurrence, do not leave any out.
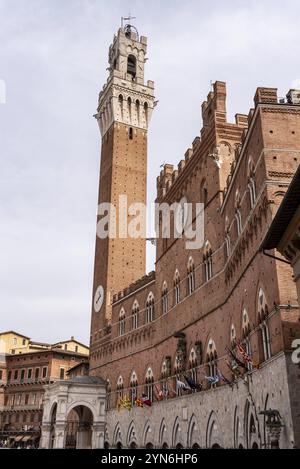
[94,285,104,313]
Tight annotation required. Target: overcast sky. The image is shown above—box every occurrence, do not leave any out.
[0,0,299,346]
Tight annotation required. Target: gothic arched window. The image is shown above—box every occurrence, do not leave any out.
[162,282,168,314]
[203,241,213,282]
[130,371,138,406]
[119,309,126,336]
[235,191,243,237]
[242,309,253,371]
[187,257,196,295]
[188,348,198,388]
[146,292,155,324]
[248,158,257,209]
[206,339,218,389]
[127,54,136,79]
[258,289,271,362]
[117,375,124,399]
[131,300,139,330]
[145,368,154,402]
[174,270,181,305]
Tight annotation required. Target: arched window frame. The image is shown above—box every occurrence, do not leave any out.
[131,300,139,331]
[203,241,213,282]
[162,282,168,315]
[248,178,257,209]
[258,289,271,362]
[187,258,196,295]
[127,54,137,79]
[145,368,154,402]
[248,158,257,209]
[188,348,198,391]
[117,376,124,399]
[119,309,126,336]
[235,190,243,236]
[206,340,218,389]
[173,270,181,305]
[242,309,253,371]
[130,372,138,407]
[146,293,155,324]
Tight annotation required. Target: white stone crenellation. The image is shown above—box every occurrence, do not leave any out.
[95,27,155,137]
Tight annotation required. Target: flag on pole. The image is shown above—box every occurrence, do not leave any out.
[226,360,242,378]
[167,382,177,397]
[135,397,144,407]
[154,384,164,401]
[117,395,132,411]
[236,342,253,365]
[226,347,247,369]
[177,380,191,391]
[205,375,219,386]
[184,376,202,391]
[141,394,152,407]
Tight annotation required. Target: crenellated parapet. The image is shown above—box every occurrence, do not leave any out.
[113,271,156,303]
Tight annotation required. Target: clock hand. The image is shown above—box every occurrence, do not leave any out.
[96,292,102,304]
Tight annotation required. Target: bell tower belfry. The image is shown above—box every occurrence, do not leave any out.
[90,23,155,352]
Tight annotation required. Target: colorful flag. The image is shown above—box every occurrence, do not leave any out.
[154,384,164,401]
[167,382,177,397]
[117,395,132,411]
[236,342,253,365]
[226,347,247,369]
[184,376,202,391]
[177,380,191,391]
[205,375,219,385]
[226,360,242,378]
[135,397,144,407]
[141,394,152,407]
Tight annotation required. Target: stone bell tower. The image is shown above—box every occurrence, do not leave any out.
[90,23,155,348]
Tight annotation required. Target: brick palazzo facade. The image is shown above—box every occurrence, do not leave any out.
[0,349,88,447]
[87,23,300,449]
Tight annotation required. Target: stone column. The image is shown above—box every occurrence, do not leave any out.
[39,423,52,449]
[92,423,105,449]
[53,422,66,449]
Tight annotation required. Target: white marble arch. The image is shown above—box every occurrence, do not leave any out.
[40,375,107,449]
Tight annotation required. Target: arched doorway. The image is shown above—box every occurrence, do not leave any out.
[212,443,222,449]
[176,443,184,449]
[146,442,154,449]
[162,442,169,449]
[65,406,93,449]
[130,442,138,449]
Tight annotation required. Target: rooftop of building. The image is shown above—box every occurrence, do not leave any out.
[67,375,106,386]
[0,331,30,339]
[4,348,88,361]
[156,82,300,203]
